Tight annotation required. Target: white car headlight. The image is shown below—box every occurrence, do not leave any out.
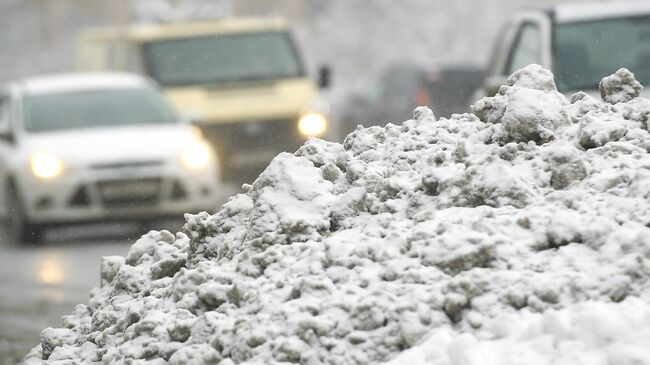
[298,113,328,137]
[30,154,64,179]
[180,142,212,171]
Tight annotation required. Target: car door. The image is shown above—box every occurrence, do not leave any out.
[504,21,548,75]
[482,12,552,97]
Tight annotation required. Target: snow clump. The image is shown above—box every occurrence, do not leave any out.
[24,65,650,364]
[599,67,643,104]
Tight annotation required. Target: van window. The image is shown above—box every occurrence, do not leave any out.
[506,22,541,75]
[555,16,650,92]
[142,31,305,87]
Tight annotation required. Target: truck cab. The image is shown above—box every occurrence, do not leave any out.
[76,18,331,181]
[478,1,650,98]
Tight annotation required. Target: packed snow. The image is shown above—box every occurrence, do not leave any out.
[24,65,650,364]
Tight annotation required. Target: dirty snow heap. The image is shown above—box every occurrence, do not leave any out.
[25,65,650,364]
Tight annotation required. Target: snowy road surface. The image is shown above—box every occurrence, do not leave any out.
[0,221,183,364]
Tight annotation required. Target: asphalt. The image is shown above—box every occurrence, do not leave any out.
[0,220,185,364]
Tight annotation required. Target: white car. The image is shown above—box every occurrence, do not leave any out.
[477,0,650,97]
[0,73,221,243]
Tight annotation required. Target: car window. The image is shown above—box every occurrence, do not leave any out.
[506,22,541,75]
[22,87,177,133]
[554,16,650,92]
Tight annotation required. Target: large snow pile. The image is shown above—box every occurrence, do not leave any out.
[24,65,650,364]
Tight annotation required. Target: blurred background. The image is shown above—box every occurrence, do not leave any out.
[0,0,595,362]
[0,0,582,107]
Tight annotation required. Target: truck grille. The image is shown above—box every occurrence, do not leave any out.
[199,118,304,175]
[202,118,301,152]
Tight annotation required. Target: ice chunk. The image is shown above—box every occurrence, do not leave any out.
[599,68,643,104]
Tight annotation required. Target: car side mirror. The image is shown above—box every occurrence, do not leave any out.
[318,65,332,89]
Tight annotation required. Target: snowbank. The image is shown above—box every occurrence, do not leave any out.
[24,65,650,364]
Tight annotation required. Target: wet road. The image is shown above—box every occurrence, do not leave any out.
[0,220,185,364]
[0,182,239,363]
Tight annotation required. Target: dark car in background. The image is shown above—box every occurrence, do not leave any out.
[337,64,484,139]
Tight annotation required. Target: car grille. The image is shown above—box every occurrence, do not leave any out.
[97,178,162,208]
[90,160,164,170]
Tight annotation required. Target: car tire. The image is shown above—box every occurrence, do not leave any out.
[4,184,43,245]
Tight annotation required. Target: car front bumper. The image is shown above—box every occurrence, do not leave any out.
[19,161,223,225]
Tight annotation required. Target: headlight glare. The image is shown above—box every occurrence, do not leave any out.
[30,154,64,179]
[181,142,212,170]
[298,113,328,137]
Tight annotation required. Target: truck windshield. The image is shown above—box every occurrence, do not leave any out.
[554,16,650,92]
[23,88,177,132]
[143,31,305,87]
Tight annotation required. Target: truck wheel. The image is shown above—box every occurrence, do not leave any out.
[4,184,43,245]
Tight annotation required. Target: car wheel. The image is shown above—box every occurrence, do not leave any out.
[4,184,43,245]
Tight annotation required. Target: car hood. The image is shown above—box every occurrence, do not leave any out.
[20,124,199,166]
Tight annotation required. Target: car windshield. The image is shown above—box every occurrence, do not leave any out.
[23,87,177,132]
[142,31,305,87]
[554,16,650,92]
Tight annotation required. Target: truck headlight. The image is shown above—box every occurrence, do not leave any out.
[298,113,328,137]
[181,142,212,171]
[30,154,64,179]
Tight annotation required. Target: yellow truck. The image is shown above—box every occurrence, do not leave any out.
[76,18,331,181]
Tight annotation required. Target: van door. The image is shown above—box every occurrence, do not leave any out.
[482,12,552,96]
[505,22,543,75]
